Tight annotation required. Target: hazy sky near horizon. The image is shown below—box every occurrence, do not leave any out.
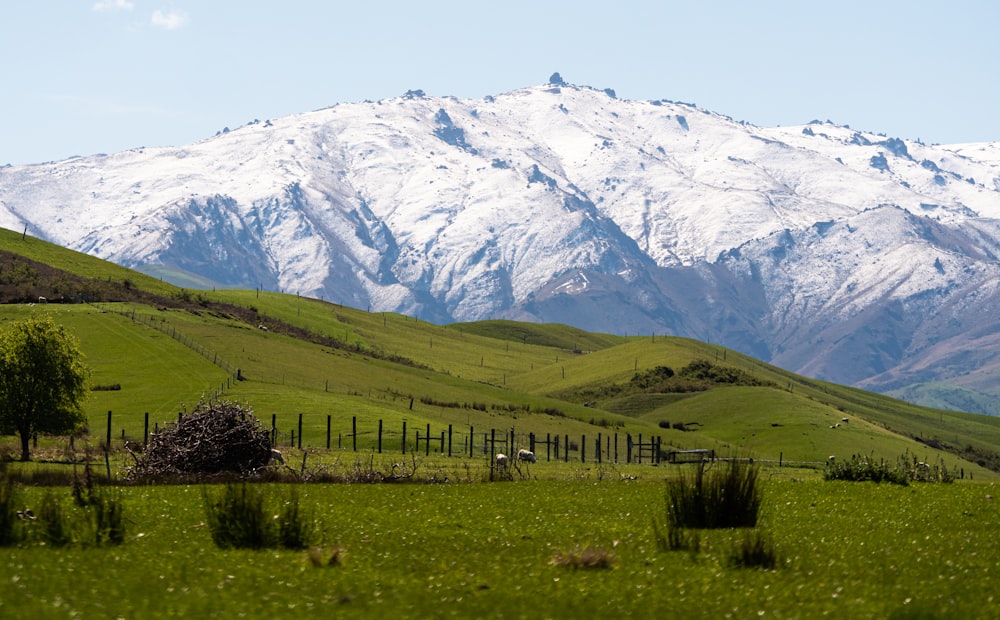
[3,1,998,165]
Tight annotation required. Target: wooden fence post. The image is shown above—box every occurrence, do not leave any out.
[448,424,453,457]
[143,412,149,448]
[426,423,431,456]
[271,414,276,446]
[353,416,358,452]
[469,426,474,458]
[490,428,497,482]
[627,434,632,463]
[564,434,569,463]
[581,434,586,463]
[106,411,112,451]
[378,419,383,453]
[596,433,602,464]
[298,413,303,450]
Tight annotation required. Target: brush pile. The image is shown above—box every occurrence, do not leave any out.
[126,400,273,481]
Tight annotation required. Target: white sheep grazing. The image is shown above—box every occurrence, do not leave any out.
[270,448,285,465]
[828,455,836,463]
[495,453,509,469]
[517,449,536,463]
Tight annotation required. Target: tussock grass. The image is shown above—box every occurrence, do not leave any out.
[665,458,762,529]
[203,483,316,550]
[37,492,73,547]
[728,529,779,570]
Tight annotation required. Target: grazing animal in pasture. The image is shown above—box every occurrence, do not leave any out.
[495,453,509,469]
[517,449,536,463]
[270,448,285,465]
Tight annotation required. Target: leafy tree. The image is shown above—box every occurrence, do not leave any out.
[0,314,88,461]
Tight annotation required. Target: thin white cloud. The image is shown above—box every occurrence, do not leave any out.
[151,9,188,31]
[92,0,135,11]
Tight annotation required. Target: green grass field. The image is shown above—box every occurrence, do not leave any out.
[2,474,997,618]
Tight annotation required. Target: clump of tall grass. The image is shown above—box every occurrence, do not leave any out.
[72,461,126,546]
[664,458,762,529]
[652,518,701,553]
[728,529,779,570]
[203,483,316,549]
[1,463,126,547]
[37,492,73,547]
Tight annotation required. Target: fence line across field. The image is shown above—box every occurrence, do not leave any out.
[103,410,687,465]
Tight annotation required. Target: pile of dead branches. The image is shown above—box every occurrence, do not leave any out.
[126,400,273,481]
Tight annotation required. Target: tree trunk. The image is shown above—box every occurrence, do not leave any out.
[19,430,31,461]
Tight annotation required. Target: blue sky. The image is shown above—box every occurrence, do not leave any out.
[3,1,998,165]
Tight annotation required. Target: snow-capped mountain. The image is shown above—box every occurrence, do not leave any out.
[3,79,1000,412]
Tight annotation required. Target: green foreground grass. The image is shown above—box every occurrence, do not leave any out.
[2,473,997,618]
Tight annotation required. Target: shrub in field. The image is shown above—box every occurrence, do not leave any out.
[203,483,316,550]
[824,452,955,485]
[664,458,762,529]
[729,529,779,570]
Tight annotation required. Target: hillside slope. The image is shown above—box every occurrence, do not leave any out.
[2,233,999,476]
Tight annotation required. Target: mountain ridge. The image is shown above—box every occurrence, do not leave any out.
[2,79,999,412]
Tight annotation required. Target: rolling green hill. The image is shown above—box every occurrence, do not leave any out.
[3,227,1000,478]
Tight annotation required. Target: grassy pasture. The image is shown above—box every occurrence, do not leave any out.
[1,476,997,618]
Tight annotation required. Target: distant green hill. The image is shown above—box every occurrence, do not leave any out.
[3,226,1000,478]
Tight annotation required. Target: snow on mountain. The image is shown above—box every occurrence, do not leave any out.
[2,80,1000,412]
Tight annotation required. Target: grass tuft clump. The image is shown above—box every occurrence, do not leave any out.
[37,492,73,547]
[203,482,316,550]
[665,458,761,529]
[549,545,617,570]
[653,518,701,553]
[728,529,779,570]
[278,486,315,550]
